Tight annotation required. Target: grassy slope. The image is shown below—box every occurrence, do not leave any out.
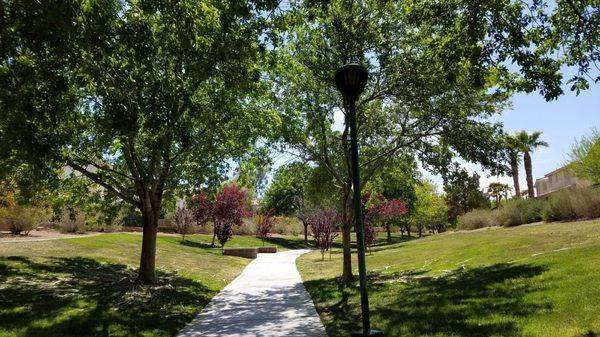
[297,220,600,337]
[0,233,307,337]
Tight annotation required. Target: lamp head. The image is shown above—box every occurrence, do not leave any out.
[335,63,368,101]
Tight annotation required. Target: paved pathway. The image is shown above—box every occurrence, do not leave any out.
[178,249,327,337]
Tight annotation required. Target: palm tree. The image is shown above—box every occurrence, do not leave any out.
[504,135,522,198]
[515,131,549,198]
[487,182,511,208]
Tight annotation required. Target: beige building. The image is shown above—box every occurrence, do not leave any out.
[534,166,592,198]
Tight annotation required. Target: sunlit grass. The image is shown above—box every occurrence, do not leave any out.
[298,220,600,337]
[0,232,306,337]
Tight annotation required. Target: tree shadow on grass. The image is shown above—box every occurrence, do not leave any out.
[263,236,312,250]
[304,263,552,337]
[0,256,214,337]
[179,239,215,249]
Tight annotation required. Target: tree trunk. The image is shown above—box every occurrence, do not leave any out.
[340,193,354,283]
[510,159,521,198]
[303,221,308,244]
[386,224,391,243]
[341,215,353,282]
[211,226,217,247]
[139,210,158,285]
[524,151,535,198]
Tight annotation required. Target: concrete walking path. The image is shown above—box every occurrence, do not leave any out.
[177,249,327,337]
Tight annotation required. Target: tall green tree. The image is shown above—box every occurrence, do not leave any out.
[274,1,519,282]
[515,131,549,198]
[262,161,337,243]
[262,162,312,216]
[444,167,490,224]
[410,181,448,237]
[364,155,420,214]
[0,0,277,284]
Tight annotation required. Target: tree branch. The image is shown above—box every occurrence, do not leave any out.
[66,160,139,206]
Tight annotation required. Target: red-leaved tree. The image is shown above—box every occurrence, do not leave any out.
[256,212,275,246]
[213,183,251,248]
[192,190,216,245]
[363,213,377,249]
[307,209,339,260]
[362,194,378,248]
[192,183,251,248]
[367,197,408,243]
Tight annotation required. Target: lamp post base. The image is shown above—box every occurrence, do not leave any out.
[351,330,383,337]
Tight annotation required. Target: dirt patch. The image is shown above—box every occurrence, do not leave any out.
[0,230,101,243]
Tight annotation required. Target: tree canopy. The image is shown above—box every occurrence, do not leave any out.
[0,0,598,285]
[0,0,278,284]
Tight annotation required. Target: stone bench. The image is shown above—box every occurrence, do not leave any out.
[257,246,277,253]
[223,247,258,259]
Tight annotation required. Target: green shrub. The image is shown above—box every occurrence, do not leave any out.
[457,209,497,230]
[460,188,600,227]
[8,218,36,235]
[497,198,544,227]
[235,218,257,235]
[57,211,86,233]
[2,205,49,235]
[272,216,304,236]
[543,190,576,222]
[568,187,600,219]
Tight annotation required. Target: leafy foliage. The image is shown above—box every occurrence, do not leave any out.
[191,191,214,228]
[192,183,251,248]
[496,198,544,227]
[0,0,277,283]
[458,187,600,229]
[307,209,339,260]
[261,162,312,215]
[444,167,490,224]
[273,0,512,281]
[364,155,420,215]
[457,209,497,231]
[365,195,408,243]
[410,182,448,236]
[569,129,600,184]
[487,182,511,207]
[0,180,50,235]
[49,175,127,231]
[173,206,195,241]
[256,212,275,245]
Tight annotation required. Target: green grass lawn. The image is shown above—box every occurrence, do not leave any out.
[297,220,600,337]
[0,232,307,337]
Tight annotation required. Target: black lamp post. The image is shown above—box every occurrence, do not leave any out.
[335,63,383,337]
